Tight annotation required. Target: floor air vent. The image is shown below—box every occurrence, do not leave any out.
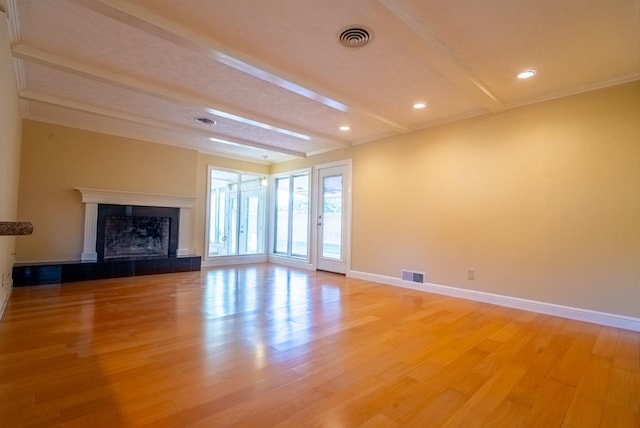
[401,270,425,284]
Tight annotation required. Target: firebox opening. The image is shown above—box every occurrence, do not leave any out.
[104,215,170,260]
[96,204,180,261]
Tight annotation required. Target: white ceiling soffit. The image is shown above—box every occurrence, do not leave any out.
[6,0,640,162]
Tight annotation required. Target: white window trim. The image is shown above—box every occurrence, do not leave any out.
[267,168,312,266]
[203,166,268,267]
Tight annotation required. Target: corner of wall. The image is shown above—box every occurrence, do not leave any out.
[0,7,23,318]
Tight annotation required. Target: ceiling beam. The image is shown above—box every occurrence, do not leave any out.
[20,90,307,158]
[70,0,412,134]
[13,44,345,149]
[378,0,506,113]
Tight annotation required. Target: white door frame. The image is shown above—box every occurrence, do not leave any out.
[313,160,352,274]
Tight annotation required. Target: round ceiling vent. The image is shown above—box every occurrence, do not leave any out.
[195,117,216,126]
[339,27,371,48]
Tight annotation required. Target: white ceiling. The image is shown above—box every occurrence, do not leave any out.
[5,0,640,164]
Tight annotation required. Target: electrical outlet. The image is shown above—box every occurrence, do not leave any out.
[467,269,475,280]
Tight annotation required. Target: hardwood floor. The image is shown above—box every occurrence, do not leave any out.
[0,264,638,427]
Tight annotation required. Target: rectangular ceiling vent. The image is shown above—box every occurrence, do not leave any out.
[401,270,425,284]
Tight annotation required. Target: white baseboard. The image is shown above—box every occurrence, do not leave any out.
[201,254,268,268]
[0,286,11,321]
[267,254,315,271]
[348,270,640,332]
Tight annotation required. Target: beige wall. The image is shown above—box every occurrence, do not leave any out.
[17,121,199,261]
[270,148,351,174]
[275,82,640,318]
[0,11,23,315]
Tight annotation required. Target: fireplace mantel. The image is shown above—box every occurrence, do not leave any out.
[75,188,196,261]
[76,188,195,208]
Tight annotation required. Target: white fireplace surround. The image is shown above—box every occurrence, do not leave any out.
[76,188,196,262]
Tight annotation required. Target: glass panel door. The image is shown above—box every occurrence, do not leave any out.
[208,170,237,257]
[240,175,264,254]
[316,165,348,273]
[321,175,342,260]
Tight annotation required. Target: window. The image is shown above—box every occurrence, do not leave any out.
[207,168,266,257]
[273,171,310,258]
[274,177,290,254]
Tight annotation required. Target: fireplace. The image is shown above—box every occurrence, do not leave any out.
[75,188,195,262]
[97,204,179,261]
[11,188,201,287]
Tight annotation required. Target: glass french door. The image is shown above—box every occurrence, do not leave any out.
[316,165,349,273]
[207,168,265,258]
[239,189,263,254]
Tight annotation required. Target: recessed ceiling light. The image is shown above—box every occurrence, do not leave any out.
[413,102,427,109]
[517,70,536,79]
[339,125,350,131]
[196,117,216,125]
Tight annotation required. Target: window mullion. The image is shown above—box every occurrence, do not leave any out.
[235,174,241,255]
[287,177,294,256]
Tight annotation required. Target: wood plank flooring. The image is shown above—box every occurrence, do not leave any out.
[0,264,638,427]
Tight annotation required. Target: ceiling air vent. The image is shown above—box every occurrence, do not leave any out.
[339,27,371,48]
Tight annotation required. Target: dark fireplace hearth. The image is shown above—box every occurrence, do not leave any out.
[96,204,179,261]
[12,189,201,286]
[12,203,199,286]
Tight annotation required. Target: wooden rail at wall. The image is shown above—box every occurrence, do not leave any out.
[0,222,33,236]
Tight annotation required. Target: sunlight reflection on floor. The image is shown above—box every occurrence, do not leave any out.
[200,265,344,370]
